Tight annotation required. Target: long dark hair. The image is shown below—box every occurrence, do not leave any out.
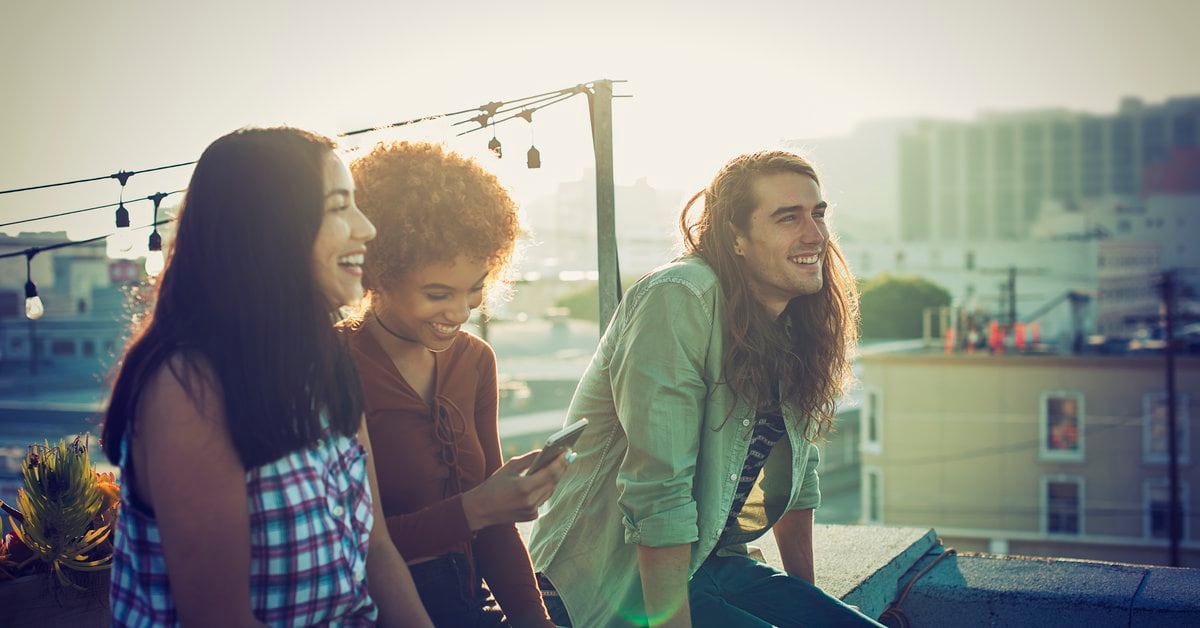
[680,150,859,440]
[102,127,364,469]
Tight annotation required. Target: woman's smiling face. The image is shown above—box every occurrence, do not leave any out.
[375,255,489,352]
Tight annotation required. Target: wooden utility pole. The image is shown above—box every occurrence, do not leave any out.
[1008,266,1018,327]
[588,80,620,334]
[1160,269,1182,567]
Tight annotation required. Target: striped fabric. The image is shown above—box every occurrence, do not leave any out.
[110,429,378,627]
[720,405,787,542]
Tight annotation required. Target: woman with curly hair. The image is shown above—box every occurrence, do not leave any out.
[343,142,566,627]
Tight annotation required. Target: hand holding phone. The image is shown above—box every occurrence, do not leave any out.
[521,418,588,477]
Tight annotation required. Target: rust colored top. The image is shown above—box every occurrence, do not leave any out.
[344,321,549,624]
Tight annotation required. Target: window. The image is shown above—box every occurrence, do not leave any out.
[1143,393,1190,464]
[864,467,883,525]
[51,339,75,357]
[1043,475,1083,535]
[82,340,95,357]
[1040,391,1085,461]
[861,387,882,454]
[1145,479,1190,540]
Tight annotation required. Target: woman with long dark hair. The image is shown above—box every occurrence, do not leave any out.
[102,127,432,627]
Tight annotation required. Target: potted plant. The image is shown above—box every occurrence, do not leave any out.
[0,436,119,626]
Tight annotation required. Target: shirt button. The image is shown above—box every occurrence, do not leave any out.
[742,419,751,427]
[729,474,737,481]
[332,505,345,517]
[354,568,365,583]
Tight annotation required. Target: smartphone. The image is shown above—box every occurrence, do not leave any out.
[522,418,588,476]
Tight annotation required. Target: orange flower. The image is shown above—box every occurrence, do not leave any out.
[95,471,121,517]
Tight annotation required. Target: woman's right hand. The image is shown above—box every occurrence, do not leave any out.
[461,449,569,531]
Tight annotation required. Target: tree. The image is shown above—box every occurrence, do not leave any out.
[858,274,952,339]
[554,276,638,322]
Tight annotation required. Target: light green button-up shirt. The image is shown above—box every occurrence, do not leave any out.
[527,255,821,628]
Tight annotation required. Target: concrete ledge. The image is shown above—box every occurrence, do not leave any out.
[1132,567,1200,626]
[754,524,940,618]
[891,551,1200,627]
[517,521,939,621]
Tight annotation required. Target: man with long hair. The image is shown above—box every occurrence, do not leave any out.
[528,151,882,626]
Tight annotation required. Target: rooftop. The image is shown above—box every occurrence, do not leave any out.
[521,522,1200,626]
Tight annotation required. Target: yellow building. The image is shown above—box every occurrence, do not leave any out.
[858,350,1200,567]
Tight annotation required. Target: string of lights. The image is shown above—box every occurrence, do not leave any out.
[0,79,623,319]
[0,190,185,229]
[2,218,174,320]
[0,162,196,196]
[4,79,608,223]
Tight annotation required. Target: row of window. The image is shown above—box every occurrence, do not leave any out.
[862,468,1190,541]
[5,335,116,359]
[1039,391,1190,464]
[857,388,1193,465]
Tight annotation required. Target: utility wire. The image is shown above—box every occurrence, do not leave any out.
[341,83,586,137]
[0,190,185,229]
[0,219,175,261]
[0,162,195,196]
[0,79,613,258]
[881,415,1149,467]
[457,91,584,137]
[450,87,583,128]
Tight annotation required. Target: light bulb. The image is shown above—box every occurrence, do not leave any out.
[109,228,134,253]
[113,203,133,252]
[25,295,44,320]
[145,250,164,277]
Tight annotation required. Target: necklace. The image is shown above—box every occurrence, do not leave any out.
[373,311,420,344]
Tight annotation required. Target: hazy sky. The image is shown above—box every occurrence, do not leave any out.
[2,0,1198,247]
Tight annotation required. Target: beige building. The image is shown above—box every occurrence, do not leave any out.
[858,350,1200,567]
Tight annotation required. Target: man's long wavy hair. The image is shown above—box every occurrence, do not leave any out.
[680,151,859,440]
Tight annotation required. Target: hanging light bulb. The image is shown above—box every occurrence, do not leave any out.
[519,109,539,169]
[110,171,135,252]
[144,192,168,277]
[24,251,44,320]
[110,202,133,252]
[145,230,164,277]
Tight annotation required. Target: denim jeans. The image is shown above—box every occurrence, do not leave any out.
[689,553,885,628]
[409,553,508,627]
[540,555,883,627]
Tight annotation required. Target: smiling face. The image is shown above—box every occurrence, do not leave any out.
[732,171,829,318]
[312,152,377,309]
[374,255,489,353]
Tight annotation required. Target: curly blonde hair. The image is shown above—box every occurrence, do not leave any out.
[350,142,520,310]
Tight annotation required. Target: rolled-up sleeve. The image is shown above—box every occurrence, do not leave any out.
[791,441,821,511]
[610,280,711,548]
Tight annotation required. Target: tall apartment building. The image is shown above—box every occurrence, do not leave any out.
[899,96,1200,242]
[859,350,1200,567]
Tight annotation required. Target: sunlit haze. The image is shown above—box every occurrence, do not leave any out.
[3,0,1197,249]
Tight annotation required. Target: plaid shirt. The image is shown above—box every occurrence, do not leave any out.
[110,429,379,626]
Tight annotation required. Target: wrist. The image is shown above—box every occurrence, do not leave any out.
[461,486,488,531]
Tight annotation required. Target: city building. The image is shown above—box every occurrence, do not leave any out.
[520,172,683,278]
[839,237,1164,339]
[0,232,137,382]
[898,95,1200,242]
[859,348,1200,567]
